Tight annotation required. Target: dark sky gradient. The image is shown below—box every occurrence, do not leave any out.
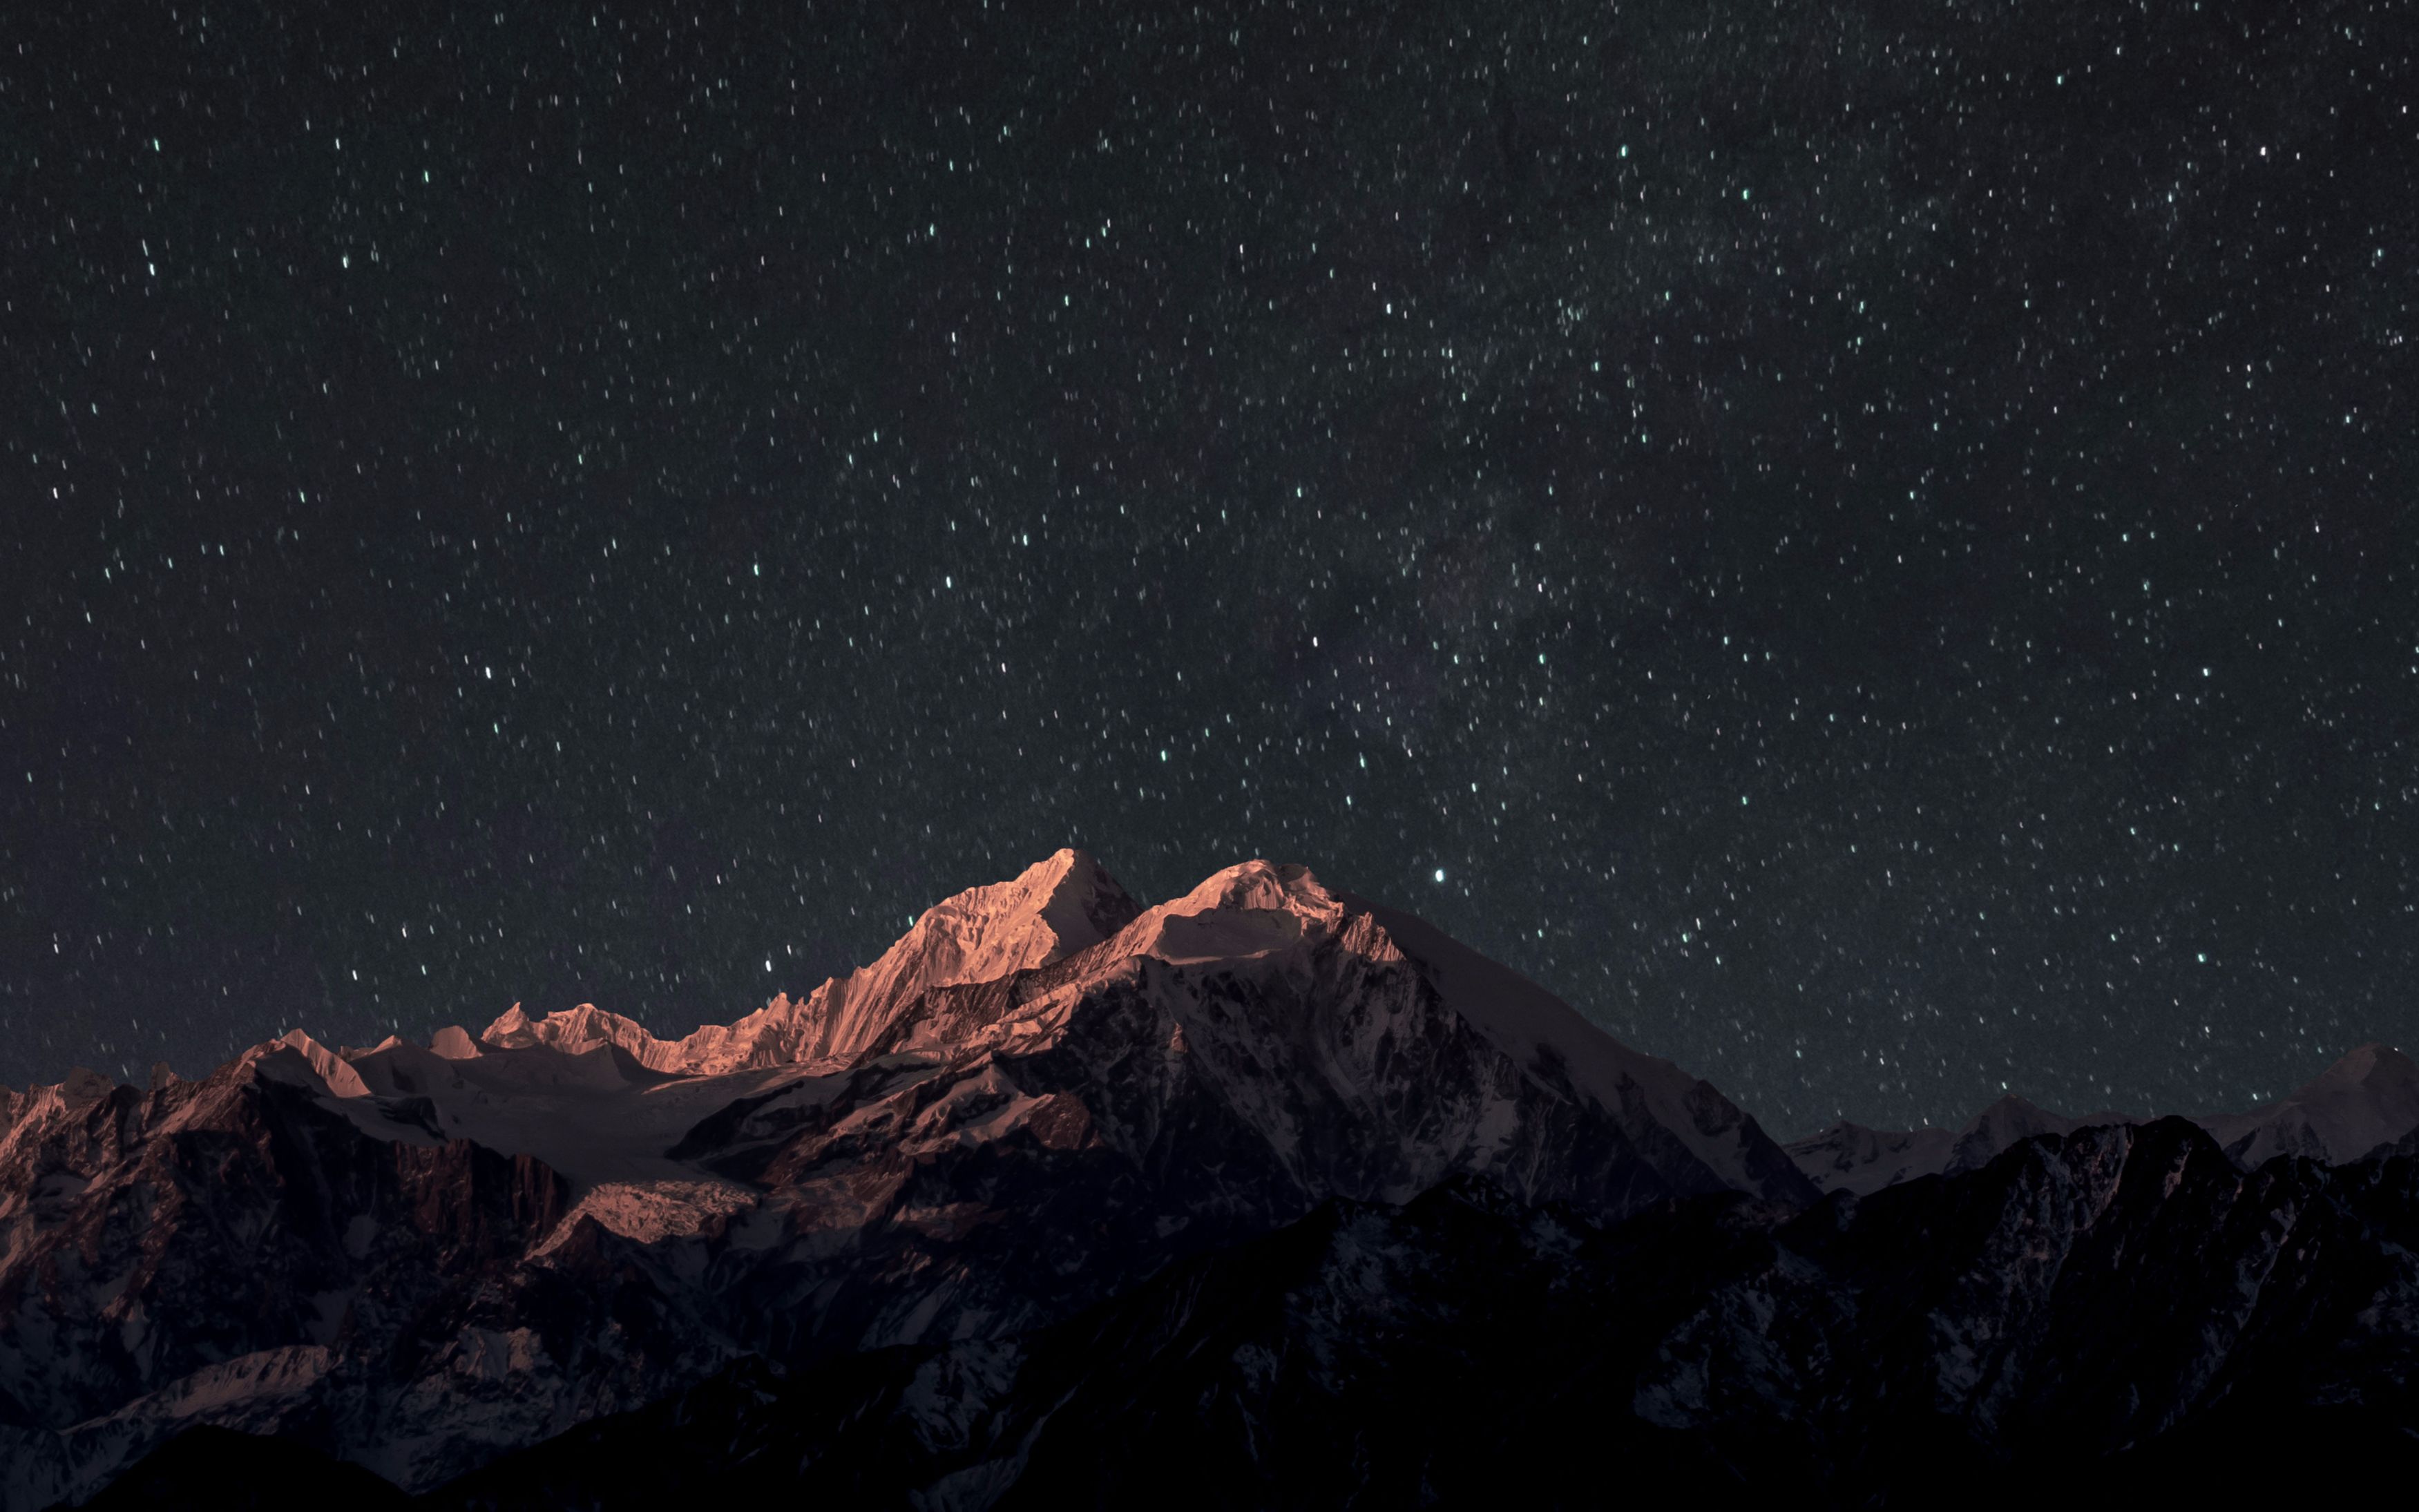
[6,1,2414,1136]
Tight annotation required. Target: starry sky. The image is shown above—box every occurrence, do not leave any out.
[5,1,2413,1136]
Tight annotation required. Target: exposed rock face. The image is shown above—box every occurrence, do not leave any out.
[0,1047,578,1505]
[0,852,1805,1506]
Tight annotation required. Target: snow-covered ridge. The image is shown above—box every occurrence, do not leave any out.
[460,847,1142,1077]
[2197,1042,2419,1166]
[3,852,1829,1240]
[140,850,1802,1207]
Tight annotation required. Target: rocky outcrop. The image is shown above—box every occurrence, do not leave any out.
[0,1048,582,1506]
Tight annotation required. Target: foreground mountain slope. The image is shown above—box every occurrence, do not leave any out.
[0,852,1808,1507]
[429,1118,2419,1509]
[0,1047,606,1506]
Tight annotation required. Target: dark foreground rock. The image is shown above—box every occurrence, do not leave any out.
[379,1120,2419,1506]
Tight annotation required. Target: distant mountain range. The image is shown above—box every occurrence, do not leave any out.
[1784,1040,2419,1196]
[6,852,2416,1508]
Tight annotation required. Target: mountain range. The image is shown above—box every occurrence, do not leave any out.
[5,851,2416,1507]
[1784,1039,2419,1196]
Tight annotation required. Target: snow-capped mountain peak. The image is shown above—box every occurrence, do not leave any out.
[251,1027,372,1098]
[819,844,1146,1011]
[1783,1120,1957,1196]
[1161,857,1345,924]
[1945,1092,2123,1175]
[461,848,1145,1077]
[1786,1092,2146,1194]
[1112,859,1346,965]
[2199,1041,2419,1165]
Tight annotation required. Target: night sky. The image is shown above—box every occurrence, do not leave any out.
[6,1,2414,1136]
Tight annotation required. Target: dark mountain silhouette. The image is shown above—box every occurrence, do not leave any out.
[8,854,2417,1508]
